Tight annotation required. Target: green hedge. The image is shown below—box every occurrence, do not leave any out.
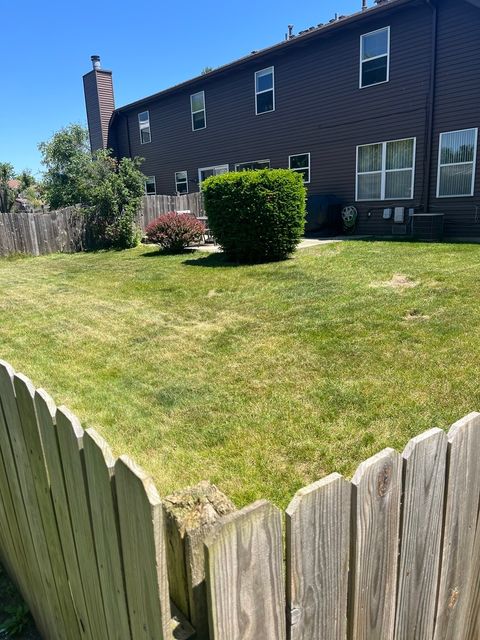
[202,169,306,263]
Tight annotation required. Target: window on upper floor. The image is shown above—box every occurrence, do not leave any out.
[138,111,151,144]
[289,154,311,183]
[145,176,156,195]
[356,137,415,201]
[437,128,478,197]
[360,27,390,88]
[175,171,189,194]
[235,160,270,171]
[191,91,206,131]
[255,67,275,114]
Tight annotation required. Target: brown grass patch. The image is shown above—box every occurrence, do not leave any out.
[404,309,430,321]
[371,274,419,289]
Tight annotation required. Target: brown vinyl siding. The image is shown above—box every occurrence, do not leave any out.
[428,0,480,237]
[108,0,480,238]
[83,69,115,151]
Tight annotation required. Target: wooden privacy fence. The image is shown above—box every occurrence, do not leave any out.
[0,360,480,639]
[0,194,205,257]
[138,193,204,229]
[0,207,86,257]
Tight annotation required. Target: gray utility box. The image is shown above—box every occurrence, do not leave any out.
[305,194,344,234]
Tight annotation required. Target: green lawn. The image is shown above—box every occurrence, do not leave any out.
[1,240,479,508]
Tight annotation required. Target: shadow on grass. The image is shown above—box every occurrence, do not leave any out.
[140,248,198,258]
[139,247,240,267]
[182,253,241,268]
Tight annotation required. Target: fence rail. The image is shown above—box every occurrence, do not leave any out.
[0,359,480,639]
[0,194,205,257]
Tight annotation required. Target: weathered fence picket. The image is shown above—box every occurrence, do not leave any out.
[115,455,172,640]
[205,500,286,640]
[395,428,447,639]
[1,359,480,640]
[34,389,92,639]
[286,473,350,640]
[349,448,401,640]
[83,429,132,639]
[56,406,110,638]
[434,413,480,640]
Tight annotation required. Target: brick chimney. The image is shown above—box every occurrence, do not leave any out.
[83,55,115,152]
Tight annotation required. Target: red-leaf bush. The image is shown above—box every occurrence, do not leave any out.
[145,212,205,253]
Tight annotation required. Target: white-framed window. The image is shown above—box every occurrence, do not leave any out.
[198,164,229,185]
[360,27,390,88]
[191,91,206,131]
[175,171,188,194]
[356,137,416,201]
[436,128,478,198]
[289,153,311,183]
[144,176,156,195]
[255,67,275,115]
[235,160,270,172]
[138,111,151,144]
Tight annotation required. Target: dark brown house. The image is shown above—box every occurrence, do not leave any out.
[83,0,480,237]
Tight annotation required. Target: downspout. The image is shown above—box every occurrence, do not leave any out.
[423,0,438,212]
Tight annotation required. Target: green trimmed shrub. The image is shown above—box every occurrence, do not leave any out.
[202,169,306,263]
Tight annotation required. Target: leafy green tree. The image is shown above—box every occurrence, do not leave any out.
[85,151,145,249]
[201,66,214,74]
[38,124,91,209]
[16,169,36,192]
[39,124,145,248]
[0,163,15,212]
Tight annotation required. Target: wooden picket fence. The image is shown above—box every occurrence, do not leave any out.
[0,359,480,639]
[0,194,205,257]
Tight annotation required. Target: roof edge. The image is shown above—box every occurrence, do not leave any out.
[115,0,419,114]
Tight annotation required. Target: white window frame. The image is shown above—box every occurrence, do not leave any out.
[198,164,229,185]
[356,137,416,201]
[235,159,270,171]
[289,153,311,184]
[436,128,478,198]
[255,67,275,115]
[138,110,151,144]
[191,91,206,131]
[360,26,390,89]
[144,176,156,195]
[175,171,189,194]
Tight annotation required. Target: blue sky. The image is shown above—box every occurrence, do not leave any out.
[1,0,361,176]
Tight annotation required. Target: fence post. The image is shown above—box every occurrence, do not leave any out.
[163,481,236,639]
